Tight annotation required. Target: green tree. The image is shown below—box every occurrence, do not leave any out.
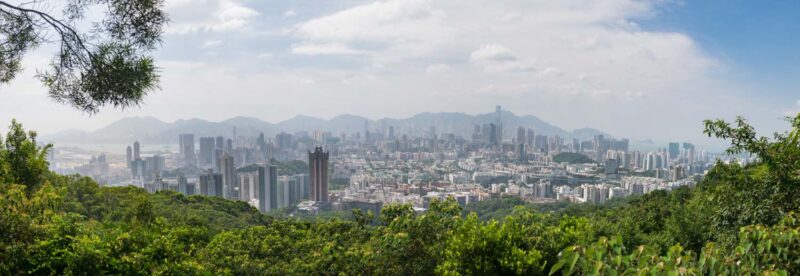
[0,0,167,112]
[701,114,800,230]
[0,119,52,195]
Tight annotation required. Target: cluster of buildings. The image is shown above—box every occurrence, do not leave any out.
[60,106,728,215]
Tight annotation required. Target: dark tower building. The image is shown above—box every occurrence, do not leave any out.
[309,147,329,202]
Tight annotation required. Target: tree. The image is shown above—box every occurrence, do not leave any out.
[0,119,51,194]
[701,114,800,229]
[0,0,167,113]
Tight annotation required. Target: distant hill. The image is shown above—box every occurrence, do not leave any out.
[553,152,596,164]
[41,110,614,144]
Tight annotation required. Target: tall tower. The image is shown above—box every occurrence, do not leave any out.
[309,147,329,202]
[199,137,215,166]
[126,146,132,167]
[133,141,140,160]
[495,105,503,143]
[178,174,188,195]
[179,134,195,167]
[219,153,236,199]
[258,164,278,212]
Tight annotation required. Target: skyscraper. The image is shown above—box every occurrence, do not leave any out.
[668,142,680,160]
[200,171,223,197]
[258,164,278,212]
[488,123,497,145]
[199,137,215,166]
[275,132,293,149]
[495,105,503,143]
[219,153,236,199]
[126,146,132,167]
[179,134,195,167]
[215,136,224,151]
[516,143,527,162]
[178,174,188,195]
[133,141,140,160]
[225,138,233,154]
[309,147,329,202]
[516,126,526,144]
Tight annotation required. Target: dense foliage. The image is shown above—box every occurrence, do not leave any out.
[1,114,800,274]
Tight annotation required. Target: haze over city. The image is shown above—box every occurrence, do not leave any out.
[2,0,799,149]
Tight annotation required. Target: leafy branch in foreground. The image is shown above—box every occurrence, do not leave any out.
[0,0,167,113]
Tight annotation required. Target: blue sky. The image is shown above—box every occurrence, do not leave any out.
[1,0,798,150]
[643,0,800,98]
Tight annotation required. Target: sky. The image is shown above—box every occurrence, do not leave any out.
[1,0,799,148]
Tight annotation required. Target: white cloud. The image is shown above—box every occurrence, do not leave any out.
[290,43,367,56]
[165,0,259,34]
[426,64,451,76]
[469,44,533,73]
[201,40,223,48]
[284,10,297,17]
[290,0,454,59]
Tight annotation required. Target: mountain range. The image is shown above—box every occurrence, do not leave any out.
[42,111,612,144]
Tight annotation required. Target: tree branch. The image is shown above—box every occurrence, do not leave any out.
[0,0,95,64]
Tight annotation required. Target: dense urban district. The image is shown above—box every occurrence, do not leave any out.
[3,111,800,274]
[58,107,720,217]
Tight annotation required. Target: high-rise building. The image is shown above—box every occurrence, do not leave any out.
[275,132,293,149]
[215,136,224,151]
[516,126,526,145]
[526,129,535,147]
[199,171,223,197]
[144,155,165,177]
[178,134,195,167]
[225,138,233,154]
[668,142,680,160]
[388,126,395,140]
[178,175,188,195]
[199,137,215,166]
[133,141,140,160]
[495,105,503,143]
[295,174,310,200]
[258,164,278,212]
[257,132,269,159]
[481,123,497,145]
[239,172,257,202]
[219,153,236,199]
[309,147,329,202]
[126,146,132,167]
[516,143,527,162]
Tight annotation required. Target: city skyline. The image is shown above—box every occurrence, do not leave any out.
[2,0,798,145]
[37,105,734,152]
